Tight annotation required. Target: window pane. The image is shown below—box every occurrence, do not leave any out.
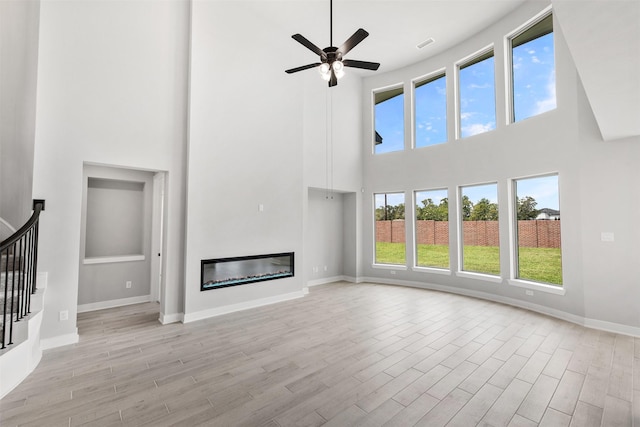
[511,14,556,121]
[374,87,404,154]
[415,189,449,268]
[514,175,562,285]
[459,51,496,138]
[460,183,500,275]
[374,192,405,265]
[415,74,447,148]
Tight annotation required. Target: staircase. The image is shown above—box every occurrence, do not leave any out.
[0,200,46,398]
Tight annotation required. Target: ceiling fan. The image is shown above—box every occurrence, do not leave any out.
[285,0,380,87]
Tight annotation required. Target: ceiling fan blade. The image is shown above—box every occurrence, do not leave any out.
[338,28,369,56]
[285,63,322,74]
[292,34,326,59]
[329,68,338,87]
[343,59,380,71]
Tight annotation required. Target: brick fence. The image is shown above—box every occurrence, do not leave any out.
[376,220,561,248]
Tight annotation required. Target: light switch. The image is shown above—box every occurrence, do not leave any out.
[601,232,614,242]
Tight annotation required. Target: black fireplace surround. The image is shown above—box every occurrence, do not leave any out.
[201,252,294,291]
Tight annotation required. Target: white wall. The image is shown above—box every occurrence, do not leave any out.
[185,1,307,319]
[32,0,189,344]
[360,1,640,332]
[0,0,40,228]
[306,188,345,283]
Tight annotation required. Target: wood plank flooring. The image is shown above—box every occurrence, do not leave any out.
[0,281,637,426]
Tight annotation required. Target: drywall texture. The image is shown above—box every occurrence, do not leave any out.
[0,0,39,228]
[361,1,640,330]
[32,0,189,342]
[306,189,345,283]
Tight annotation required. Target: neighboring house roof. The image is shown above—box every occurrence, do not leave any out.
[375,131,383,145]
[536,208,560,219]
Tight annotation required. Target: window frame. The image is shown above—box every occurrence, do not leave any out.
[455,44,497,140]
[372,83,406,155]
[456,181,502,281]
[508,172,565,295]
[412,187,451,272]
[505,6,555,125]
[412,69,448,149]
[372,191,408,268]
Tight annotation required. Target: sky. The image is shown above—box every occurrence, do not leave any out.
[374,30,555,149]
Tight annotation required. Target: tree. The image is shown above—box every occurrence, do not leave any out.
[375,203,405,221]
[470,198,499,221]
[416,198,446,221]
[461,195,473,221]
[516,196,539,220]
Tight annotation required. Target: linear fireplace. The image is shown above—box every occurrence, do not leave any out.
[201,252,294,291]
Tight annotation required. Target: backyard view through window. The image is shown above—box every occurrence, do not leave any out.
[415,189,449,268]
[374,192,405,265]
[458,50,496,138]
[460,183,500,275]
[415,73,447,148]
[374,87,404,154]
[514,174,562,285]
[511,13,556,122]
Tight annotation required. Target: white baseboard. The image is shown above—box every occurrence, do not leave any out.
[159,312,184,325]
[360,276,640,338]
[307,275,354,287]
[183,289,307,324]
[78,295,151,313]
[40,330,79,350]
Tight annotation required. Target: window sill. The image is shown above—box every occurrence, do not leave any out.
[412,266,451,276]
[372,263,408,271]
[508,279,565,296]
[84,255,145,265]
[455,271,503,283]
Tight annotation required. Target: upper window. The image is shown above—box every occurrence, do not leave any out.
[458,49,496,138]
[414,73,447,148]
[374,87,404,154]
[510,12,556,122]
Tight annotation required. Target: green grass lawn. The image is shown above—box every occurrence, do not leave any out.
[376,242,562,285]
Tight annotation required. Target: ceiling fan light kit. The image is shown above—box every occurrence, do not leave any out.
[285,0,380,87]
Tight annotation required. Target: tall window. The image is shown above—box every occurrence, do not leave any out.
[374,192,405,265]
[374,87,404,154]
[415,73,447,148]
[514,174,562,285]
[510,12,556,122]
[460,183,500,275]
[458,49,496,138]
[415,189,449,269]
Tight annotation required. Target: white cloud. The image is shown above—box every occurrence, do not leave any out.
[460,112,474,120]
[531,56,540,64]
[462,122,494,136]
[533,70,557,115]
[527,49,536,55]
[468,83,490,90]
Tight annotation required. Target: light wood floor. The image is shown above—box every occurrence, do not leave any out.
[0,281,637,426]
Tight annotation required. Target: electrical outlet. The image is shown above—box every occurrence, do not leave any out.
[390,270,396,275]
[323,266,328,271]
[126,281,132,289]
[525,290,534,296]
[59,310,68,321]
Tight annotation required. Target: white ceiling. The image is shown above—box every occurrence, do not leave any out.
[269,0,527,73]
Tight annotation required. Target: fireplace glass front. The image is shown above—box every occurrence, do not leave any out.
[201,252,294,291]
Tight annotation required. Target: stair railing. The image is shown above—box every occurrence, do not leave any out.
[0,199,45,349]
